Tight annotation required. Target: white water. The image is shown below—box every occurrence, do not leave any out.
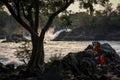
[0,40,120,66]
[44,28,72,40]
[52,29,72,39]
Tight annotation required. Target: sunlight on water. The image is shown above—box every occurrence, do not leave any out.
[0,40,120,65]
[44,41,120,62]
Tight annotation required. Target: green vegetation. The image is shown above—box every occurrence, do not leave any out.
[0,3,120,37]
[14,40,64,72]
[67,4,120,40]
[14,40,63,64]
[0,0,75,74]
[14,41,31,65]
[49,53,64,62]
[0,0,112,75]
[0,11,21,35]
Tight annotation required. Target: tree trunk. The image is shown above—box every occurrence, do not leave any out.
[27,34,44,75]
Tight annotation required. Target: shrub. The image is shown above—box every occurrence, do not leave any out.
[14,41,32,64]
[49,53,63,62]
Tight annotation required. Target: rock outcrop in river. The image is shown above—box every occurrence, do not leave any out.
[0,42,120,80]
[44,42,120,80]
[53,28,120,41]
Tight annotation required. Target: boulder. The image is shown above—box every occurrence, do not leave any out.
[0,63,9,73]
[0,42,120,80]
[45,42,120,80]
[6,64,15,71]
[100,43,120,64]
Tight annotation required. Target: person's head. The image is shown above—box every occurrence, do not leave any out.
[92,41,100,46]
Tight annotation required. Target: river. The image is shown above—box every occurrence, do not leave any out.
[0,40,120,66]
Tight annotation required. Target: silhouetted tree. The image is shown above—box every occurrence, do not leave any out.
[0,0,74,74]
[0,0,110,75]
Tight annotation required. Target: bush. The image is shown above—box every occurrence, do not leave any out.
[49,53,63,62]
[14,41,64,65]
[45,52,64,70]
[14,41,32,64]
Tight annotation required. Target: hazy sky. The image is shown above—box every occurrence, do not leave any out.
[68,0,120,12]
[4,0,120,14]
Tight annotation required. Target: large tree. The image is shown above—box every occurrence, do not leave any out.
[0,0,109,75]
[0,0,74,75]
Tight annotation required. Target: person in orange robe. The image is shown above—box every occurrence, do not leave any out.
[93,42,106,64]
[100,54,106,64]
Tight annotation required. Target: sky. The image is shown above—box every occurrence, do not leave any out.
[4,0,120,14]
[67,0,120,12]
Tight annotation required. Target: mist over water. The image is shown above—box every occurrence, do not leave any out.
[0,40,120,65]
[44,41,120,59]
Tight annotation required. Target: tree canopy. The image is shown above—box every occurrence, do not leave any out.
[0,0,110,75]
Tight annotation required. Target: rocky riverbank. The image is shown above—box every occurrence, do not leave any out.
[53,28,120,41]
[0,42,120,80]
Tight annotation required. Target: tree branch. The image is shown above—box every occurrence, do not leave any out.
[21,2,34,27]
[1,1,37,37]
[40,0,74,38]
[13,0,20,17]
[21,2,28,19]
[34,0,39,33]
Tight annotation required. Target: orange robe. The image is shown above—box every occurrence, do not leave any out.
[100,54,106,64]
[93,43,106,64]
[93,43,100,53]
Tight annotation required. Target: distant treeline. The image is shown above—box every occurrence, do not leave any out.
[54,4,120,41]
[0,4,120,40]
[68,6,120,37]
[0,11,22,35]
[65,4,120,40]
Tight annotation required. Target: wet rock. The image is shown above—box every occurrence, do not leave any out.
[100,43,120,64]
[0,62,9,73]
[16,65,26,71]
[100,43,116,53]
[99,75,111,80]
[85,44,93,50]
[79,58,96,75]
[43,60,65,80]
[6,64,15,71]
[0,42,120,80]
[62,53,80,75]
[60,42,120,79]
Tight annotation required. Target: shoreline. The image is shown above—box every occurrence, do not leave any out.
[0,40,120,65]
